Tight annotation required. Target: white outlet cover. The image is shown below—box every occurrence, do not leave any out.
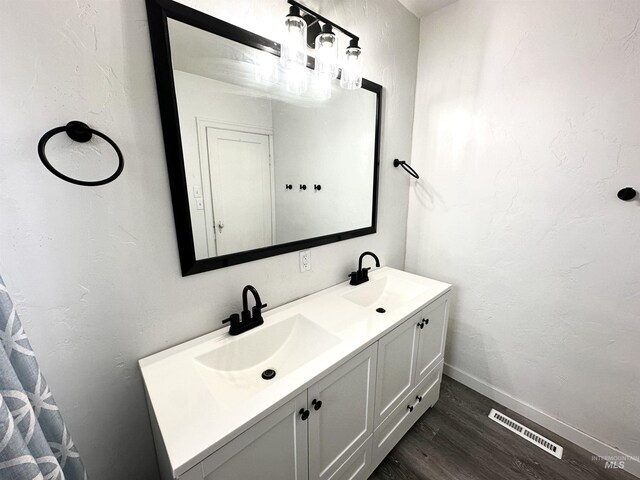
[299,250,311,272]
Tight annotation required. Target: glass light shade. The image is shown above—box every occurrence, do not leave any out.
[280,13,307,69]
[314,31,338,79]
[340,45,362,90]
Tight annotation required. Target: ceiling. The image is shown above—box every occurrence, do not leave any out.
[397,0,458,17]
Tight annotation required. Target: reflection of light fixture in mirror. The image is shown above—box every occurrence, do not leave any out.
[310,73,331,100]
[340,39,362,90]
[314,24,338,79]
[285,63,308,95]
[280,6,307,70]
[254,50,279,86]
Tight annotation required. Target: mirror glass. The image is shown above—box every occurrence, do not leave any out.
[166,18,379,261]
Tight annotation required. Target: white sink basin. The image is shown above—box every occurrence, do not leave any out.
[341,273,428,311]
[194,314,340,401]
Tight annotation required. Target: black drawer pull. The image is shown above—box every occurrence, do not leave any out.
[407,405,414,412]
[299,408,309,420]
[416,395,423,402]
[312,399,322,411]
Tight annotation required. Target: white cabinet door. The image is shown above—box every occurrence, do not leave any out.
[308,344,377,480]
[200,391,308,480]
[414,296,449,385]
[373,313,420,427]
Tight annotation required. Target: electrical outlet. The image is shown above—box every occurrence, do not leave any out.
[195,198,204,210]
[299,250,311,272]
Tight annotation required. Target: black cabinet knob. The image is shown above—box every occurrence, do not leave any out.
[407,405,414,412]
[416,395,423,402]
[314,184,322,191]
[312,399,322,411]
[423,318,429,326]
[618,187,637,201]
[300,184,307,190]
[285,184,293,190]
[299,408,309,420]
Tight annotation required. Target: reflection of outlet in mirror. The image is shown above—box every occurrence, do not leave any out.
[193,185,202,198]
[299,250,311,273]
[196,198,204,210]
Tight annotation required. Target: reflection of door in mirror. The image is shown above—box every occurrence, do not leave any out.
[173,68,277,260]
[204,127,274,256]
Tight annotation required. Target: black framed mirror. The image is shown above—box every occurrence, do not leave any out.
[146,0,382,276]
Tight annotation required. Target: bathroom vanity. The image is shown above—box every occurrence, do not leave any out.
[140,267,451,480]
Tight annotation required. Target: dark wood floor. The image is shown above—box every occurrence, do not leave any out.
[370,376,636,480]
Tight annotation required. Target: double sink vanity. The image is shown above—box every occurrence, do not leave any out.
[140,267,451,480]
[141,4,451,477]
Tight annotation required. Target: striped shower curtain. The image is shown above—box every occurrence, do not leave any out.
[0,275,87,480]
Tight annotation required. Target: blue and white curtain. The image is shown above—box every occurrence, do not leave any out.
[0,275,87,480]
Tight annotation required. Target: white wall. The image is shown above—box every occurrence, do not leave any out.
[0,1,419,479]
[406,0,640,469]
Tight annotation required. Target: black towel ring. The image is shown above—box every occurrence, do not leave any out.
[393,159,420,179]
[38,121,124,186]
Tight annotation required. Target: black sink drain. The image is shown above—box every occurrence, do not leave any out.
[376,307,386,313]
[261,369,276,380]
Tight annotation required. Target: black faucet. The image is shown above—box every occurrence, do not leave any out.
[222,285,267,335]
[349,251,381,285]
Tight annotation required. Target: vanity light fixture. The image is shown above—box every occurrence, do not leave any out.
[285,0,363,91]
[281,5,307,70]
[314,24,339,79]
[340,38,363,90]
[281,5,308,94]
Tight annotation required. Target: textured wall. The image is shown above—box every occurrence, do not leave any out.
[406,0,640,464]
[0,1,418,478]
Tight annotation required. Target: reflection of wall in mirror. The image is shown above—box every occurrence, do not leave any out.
[174,70,273,259]
[175,69,377,259]
[272,89,376,244]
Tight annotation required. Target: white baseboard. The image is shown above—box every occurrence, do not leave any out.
[443,363,640,479]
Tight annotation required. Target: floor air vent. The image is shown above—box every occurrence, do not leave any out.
[488,409,563,459]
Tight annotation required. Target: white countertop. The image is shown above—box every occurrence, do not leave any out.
[139,267,451,477]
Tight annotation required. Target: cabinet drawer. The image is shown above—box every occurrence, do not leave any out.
[372,361,443,468]
[327,435,373,480]
[410,360,443,418]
